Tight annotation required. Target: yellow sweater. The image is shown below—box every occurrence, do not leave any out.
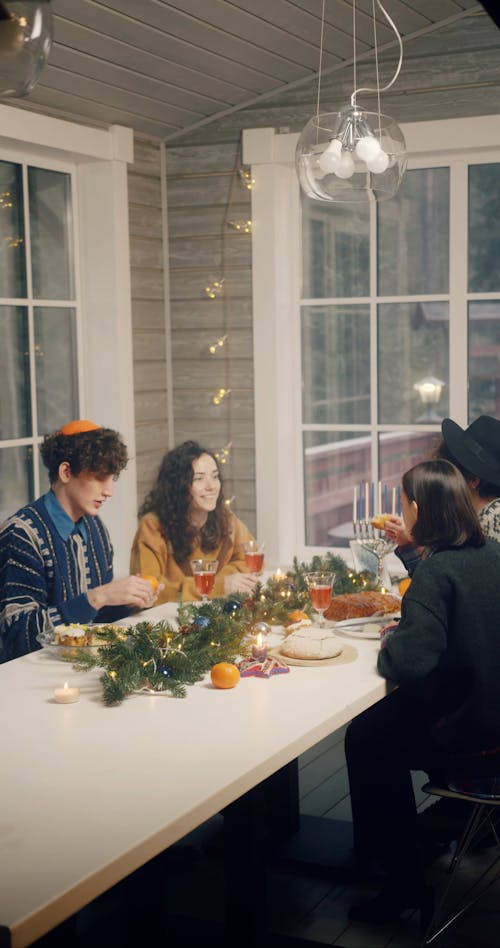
[129,512,254,603]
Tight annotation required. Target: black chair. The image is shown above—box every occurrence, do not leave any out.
[421,774,500,945]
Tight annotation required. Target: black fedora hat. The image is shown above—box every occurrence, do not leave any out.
[441,415,500,487]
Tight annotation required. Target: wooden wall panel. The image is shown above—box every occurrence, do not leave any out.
[128,136,169,512]
[129,135,256,535]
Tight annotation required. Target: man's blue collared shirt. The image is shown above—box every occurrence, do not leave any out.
[42,490,88,544]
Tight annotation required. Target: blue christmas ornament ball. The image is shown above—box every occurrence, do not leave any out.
[193,614,211,629]
[223,599,242,614]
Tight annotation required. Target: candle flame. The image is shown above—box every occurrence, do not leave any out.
[63,681,68,689]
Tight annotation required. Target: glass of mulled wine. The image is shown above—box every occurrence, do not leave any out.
[191,559,218,601]
[304,572,336,627]
[243,540,265,574]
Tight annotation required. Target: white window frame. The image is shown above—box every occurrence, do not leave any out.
[0,104,136,575]
[243,117,500,569]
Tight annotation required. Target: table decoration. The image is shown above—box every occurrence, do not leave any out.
[64,558,377,705]
[270,643,358,668]
[53,681,80,703]
[210,662,240,689]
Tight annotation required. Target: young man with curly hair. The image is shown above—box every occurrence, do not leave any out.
[0,420,156,662]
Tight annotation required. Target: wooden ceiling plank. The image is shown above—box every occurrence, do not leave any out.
[50,45,230,113]
[41,64,206,124]
[54,19,256,102]
[53,0,314,89]
[285,0,396,45]
[24,85,173,138]
[145,0,353,61]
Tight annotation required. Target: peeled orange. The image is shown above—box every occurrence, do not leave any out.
[141,573,159,593]
[286,610,310,626]
[210,662,240,689]
[398,577,411,597]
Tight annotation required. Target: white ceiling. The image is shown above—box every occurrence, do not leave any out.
[5,0,500,144]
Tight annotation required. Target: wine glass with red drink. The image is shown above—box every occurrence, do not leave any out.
[191,559,218,601]
[305,572,335,628]
[244,540,265,575]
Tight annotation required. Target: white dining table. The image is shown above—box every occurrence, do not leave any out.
[0,602,388,948]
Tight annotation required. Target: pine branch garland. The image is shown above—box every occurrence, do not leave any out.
[65,559,376,706]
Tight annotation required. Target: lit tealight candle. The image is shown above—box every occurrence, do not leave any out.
[53,681,80,704]
[252,633,267,662]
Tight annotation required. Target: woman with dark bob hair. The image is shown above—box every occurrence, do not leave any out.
[345,459,500,927]
[130,441,259,603]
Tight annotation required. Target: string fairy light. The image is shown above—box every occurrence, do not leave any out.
[212,387,231,406]
[208,334,228,355]
[238,167,255,190]
[227,218,252,233]
[204,278,225,300]
[214,442,232,465]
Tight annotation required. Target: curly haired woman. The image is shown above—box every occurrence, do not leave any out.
[130,441,259,602]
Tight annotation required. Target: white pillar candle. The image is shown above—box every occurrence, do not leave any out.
[53,681,80,704]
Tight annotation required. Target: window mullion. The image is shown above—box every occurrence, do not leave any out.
[449,159,468,424]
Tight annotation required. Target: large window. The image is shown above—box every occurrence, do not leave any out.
[245,121,500,565]
[0,158,79,522]
[301,162,500,548]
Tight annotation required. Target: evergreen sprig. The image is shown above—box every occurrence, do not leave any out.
[289,553,378,595]
[65,561,375,706]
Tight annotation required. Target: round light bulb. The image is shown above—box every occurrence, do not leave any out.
[355,135,381,162]
[367,150,389,174]
[334,152,355,179]
[318,138,342,173]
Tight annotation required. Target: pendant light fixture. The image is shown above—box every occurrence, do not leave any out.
[296,0,407,204]
[0,0,52,97]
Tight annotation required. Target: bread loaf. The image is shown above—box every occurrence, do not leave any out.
[281,628,343,660]
[325,591,400,622]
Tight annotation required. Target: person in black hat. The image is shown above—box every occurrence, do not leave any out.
[384,415,500,573]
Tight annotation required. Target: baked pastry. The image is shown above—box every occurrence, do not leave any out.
[325,591,400,622]
[281,628,343,660]
[53,624,92,646]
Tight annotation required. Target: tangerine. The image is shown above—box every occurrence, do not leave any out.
[210,662,240,689]
[398,577,411,597]
[141,573,159,593]
[286,609,310,626]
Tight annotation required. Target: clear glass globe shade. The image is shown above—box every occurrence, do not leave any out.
[296,106,407,204]
[0,1,53,97]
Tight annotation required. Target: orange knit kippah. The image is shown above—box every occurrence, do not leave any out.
[60,419,101,436]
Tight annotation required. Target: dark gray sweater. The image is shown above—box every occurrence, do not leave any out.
[378,539,500,754]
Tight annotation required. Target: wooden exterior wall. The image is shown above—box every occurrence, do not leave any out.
[129,135,257,533]
[128,137,170,507]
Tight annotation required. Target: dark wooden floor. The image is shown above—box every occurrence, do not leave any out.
[34,724,500,948]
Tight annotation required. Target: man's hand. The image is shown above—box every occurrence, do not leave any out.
[87,575,160,611]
